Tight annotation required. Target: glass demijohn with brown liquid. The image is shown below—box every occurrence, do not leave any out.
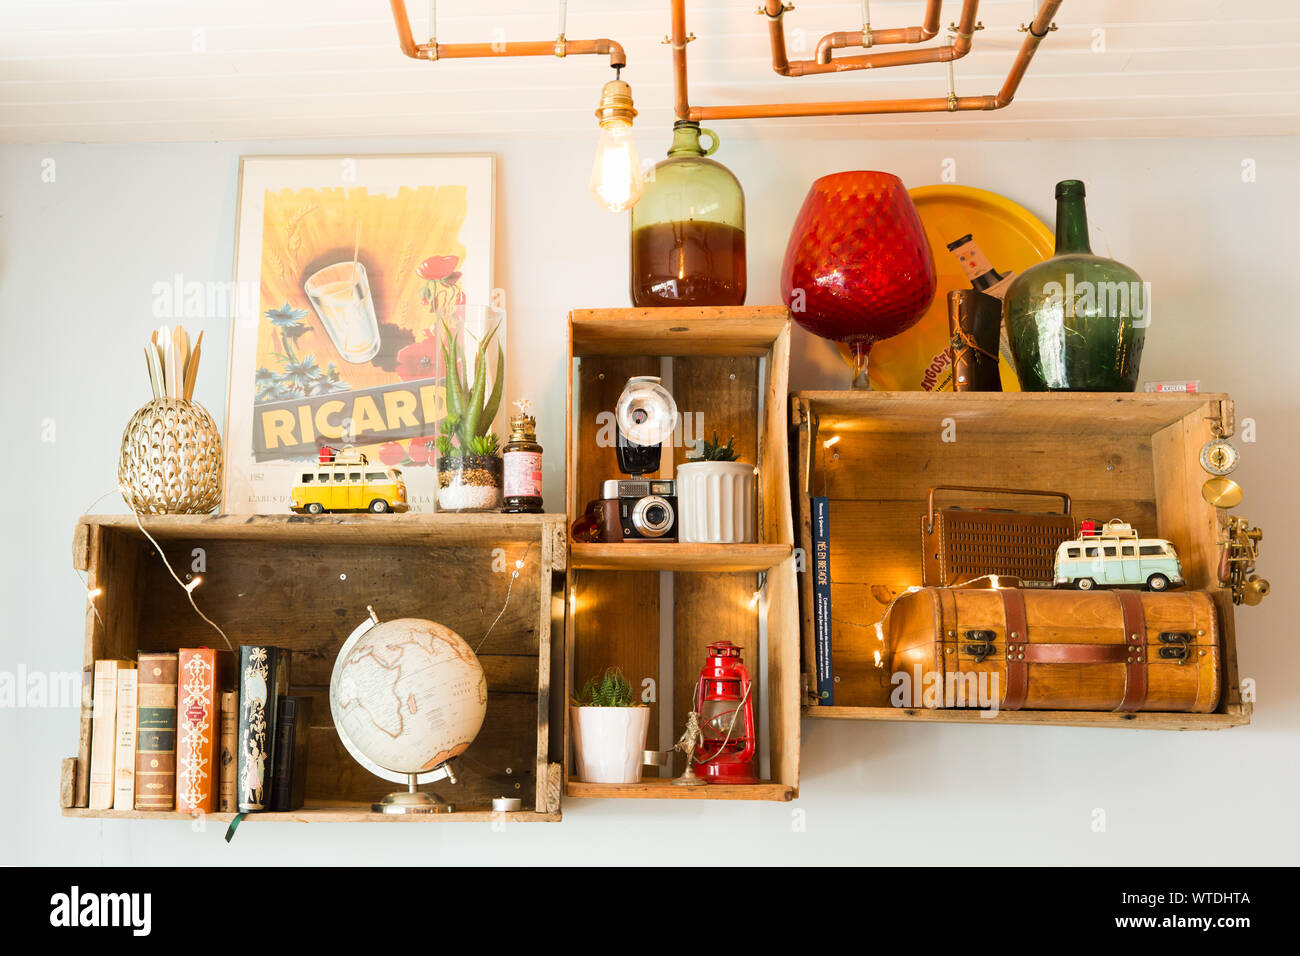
[630,122,746,307]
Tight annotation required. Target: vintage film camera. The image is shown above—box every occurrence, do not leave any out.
[578,376,680,542]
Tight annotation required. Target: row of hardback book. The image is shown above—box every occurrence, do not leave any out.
[88,645,307,814]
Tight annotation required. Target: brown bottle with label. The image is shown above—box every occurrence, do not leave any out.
[502,413,544,514]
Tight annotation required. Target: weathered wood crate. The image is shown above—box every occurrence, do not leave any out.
[564,307,800,801]
[792,391,1252,731]
[64,512,566,822]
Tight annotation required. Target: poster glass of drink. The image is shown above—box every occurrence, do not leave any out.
[224,154,498,514]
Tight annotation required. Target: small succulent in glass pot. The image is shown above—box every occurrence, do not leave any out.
[435,314,504,512]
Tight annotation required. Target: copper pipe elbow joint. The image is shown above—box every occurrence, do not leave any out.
[601,38,627,69]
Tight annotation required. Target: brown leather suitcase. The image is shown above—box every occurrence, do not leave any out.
[888,587,1220,713]
[921,485,1075,586]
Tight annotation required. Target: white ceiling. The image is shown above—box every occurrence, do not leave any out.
[2,0,1298,143]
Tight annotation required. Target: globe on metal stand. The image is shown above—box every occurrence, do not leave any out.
[329,607,488,817]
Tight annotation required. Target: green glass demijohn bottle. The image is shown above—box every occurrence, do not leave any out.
[1003,180,1147,391]
[630,121,746,307]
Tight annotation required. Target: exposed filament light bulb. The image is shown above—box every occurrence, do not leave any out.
[589,77,644,213]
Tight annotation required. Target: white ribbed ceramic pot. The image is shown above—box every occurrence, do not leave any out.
[676,460,757,544]
[570,706,651,784]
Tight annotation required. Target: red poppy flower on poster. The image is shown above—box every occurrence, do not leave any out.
[417,255,460,281]
[407,436,437,465]
[396,331,440,381]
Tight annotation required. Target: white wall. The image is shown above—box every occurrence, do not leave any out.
[2,132,1297,865]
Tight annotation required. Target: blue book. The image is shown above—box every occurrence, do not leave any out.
[812,496,834,705]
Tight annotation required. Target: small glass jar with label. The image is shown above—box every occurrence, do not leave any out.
[502,413,544,514]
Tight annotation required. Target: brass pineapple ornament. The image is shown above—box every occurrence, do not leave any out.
[118,325,222,514]
[119,400,222,514]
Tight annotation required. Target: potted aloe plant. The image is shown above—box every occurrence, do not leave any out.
[676,432,757,543]
[436,316,504,512]
[570,667,650,785]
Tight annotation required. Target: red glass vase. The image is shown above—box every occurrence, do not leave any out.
[781,172,936,387]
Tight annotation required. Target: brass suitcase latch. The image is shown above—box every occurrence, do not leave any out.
[1158,631,1192,664]
[963,629,997,663]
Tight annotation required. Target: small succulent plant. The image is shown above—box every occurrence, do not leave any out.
[571,667,639,707]
[467,433,500,457]
[688,431,740,462]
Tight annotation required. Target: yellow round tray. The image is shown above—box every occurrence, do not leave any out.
[852,184,1054,392]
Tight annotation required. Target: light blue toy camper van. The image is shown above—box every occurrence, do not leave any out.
[1053,520,1184,591]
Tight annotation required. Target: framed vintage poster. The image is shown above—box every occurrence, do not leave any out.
[223,154,497,514]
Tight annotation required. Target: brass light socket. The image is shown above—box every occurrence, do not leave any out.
[595,78,637,126]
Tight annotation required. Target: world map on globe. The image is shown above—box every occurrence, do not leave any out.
[329,617,488,777]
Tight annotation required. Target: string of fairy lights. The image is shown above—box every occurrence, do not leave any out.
[77,487,532,657]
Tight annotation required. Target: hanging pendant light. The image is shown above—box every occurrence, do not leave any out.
[589,76,644,213]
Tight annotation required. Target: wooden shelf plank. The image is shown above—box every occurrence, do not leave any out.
[570,307,790,356]
[802,704,1252,731]
[62,806,561,823]
[797,390,1229,436]
[75,512,567,548]
[565,777,795,801]
[570,542,791,572]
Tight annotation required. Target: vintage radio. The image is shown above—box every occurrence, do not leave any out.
[921,485,1075,586]
[888,587,1220,713]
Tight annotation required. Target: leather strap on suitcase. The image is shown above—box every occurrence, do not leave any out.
[1115,590,1149,713]
[1002,588,1030,711]
[998,588,1150,712]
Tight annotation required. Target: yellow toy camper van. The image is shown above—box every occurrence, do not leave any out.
[290,448,409,514]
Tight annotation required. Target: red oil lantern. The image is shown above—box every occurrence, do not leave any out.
[693,641,758,784]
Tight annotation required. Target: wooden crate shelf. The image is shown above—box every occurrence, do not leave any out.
[569,307,790,356]
[793,390,1252,731]
[564,307,801,801]
[62,805,561,824]
[566,779,795,801]
[67,512,567,821]
[570,542,792,572]
[805,706,1250,731]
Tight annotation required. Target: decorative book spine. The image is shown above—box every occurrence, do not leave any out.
[812,496,834,706]
[176,648,218,813]
[237,646,289,812]
[219,690,239,812]
[270,696,312,811]
[89,659,132,810]
[112,668,139,810]
[134,652,179,810]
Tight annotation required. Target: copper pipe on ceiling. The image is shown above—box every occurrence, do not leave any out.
[389,0,626,68]
[769,0,978,77]
[675,0,1064,122]
[994,0,1062,107]
[815,0,944,63]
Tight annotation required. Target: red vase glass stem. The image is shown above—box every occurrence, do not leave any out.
[848,339,873,390]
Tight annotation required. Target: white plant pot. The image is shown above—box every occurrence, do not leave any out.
[676,460,757,544]
[570,706,651,784]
